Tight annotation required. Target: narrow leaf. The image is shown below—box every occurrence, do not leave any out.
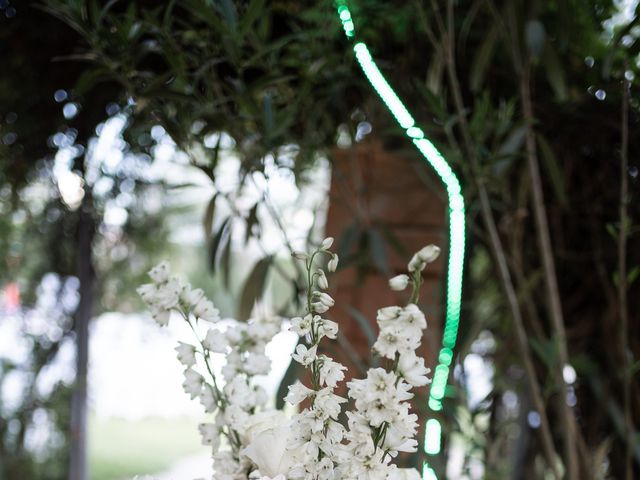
[203,193,218,240]
[221,227,232,290]
[498,125,527,157]
[238,255,272,321]
[368,229,389,275]
[470,25,498,92]
[536,134,568,206]
[345,306,376,349]
[209,217,230,273]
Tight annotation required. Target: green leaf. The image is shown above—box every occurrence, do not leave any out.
[345,306,376,349]
[220,0,238,31]
[337,222,359,263]
[239,0,266,36]
[542,44,568,101]
[529,337,558,372]
[627,266,640,286]
[263,93,273,136]
[208,217,230,273]
[368,229,389,275]
[536,134,568,206]
[203,193,218,240]
[238,255,272,321]
[245,203,259,245]
[221,230,232,290]
[525,20,546,60]
[497,125,527,157]
[470,24,498,92]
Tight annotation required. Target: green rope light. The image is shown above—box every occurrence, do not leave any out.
[335,2,466,477]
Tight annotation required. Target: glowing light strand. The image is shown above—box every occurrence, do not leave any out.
[335,1,466,476]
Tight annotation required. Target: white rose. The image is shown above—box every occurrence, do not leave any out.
[241,418,292,478]
[243,410,289,444]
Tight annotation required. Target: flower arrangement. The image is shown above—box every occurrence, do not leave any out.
[138,240,441,480]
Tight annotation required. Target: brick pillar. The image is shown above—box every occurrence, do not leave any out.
[325,138,447,382]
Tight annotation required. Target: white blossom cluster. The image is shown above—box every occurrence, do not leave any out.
[137,241,441,480]
[277,238,349,479]
[137,261,281,479]
[336,246,438,480]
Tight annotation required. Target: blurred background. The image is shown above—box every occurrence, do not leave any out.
[0,1,639,479]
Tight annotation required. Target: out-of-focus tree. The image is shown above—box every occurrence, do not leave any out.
[0,3,171,479]
[11,0,640,478]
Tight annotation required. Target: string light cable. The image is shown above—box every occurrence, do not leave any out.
[334,2,466,478]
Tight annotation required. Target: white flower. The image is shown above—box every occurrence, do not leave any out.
[150,306,170,327]
[245,353,271,375]
[316,269,329,290]
[290,315,313,336]
[314,388,346,420]
[200,385,217,413]
[285,381,314,405]
[203,328,227,353]
[193,297,220,322]
[398,304,427,331]
[408,244,440,272]
[137,283,157,304]
[182,286,204,308]
[292,251,309,260]
[376,306,402,326]
[317,318,338,340]
[182,368,203,399]
[373,328,403,359]
[388,274,409,291]
[397,352,431,387]
[175,342,196,367]
[224,405,249,433]
[241,421,292,478]
[154,277,181,309]
[243,410,289,444]
[291,344,317,366]
[321,237,334,249]
[148,261,171,283]
[318,356,346,388]
[327,254,339,272]
[198,422,220,450]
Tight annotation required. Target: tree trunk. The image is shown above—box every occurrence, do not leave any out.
[68,204,95,480]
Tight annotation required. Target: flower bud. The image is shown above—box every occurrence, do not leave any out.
[408,245,440,272]
[316,269,329,290]
[311,302,330,314]
[388,274,410,291]
[327,254,339,272]
[313,291,335,308]
[321,237,334,249]
[417,244,440,263]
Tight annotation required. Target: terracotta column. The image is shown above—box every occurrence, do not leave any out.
[325,138,447,382]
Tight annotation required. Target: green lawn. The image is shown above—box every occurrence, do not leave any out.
[89,416,205,480]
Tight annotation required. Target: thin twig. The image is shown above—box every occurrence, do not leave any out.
[620,59,632,480]
[438,1,562,476]
[520,61,580,480]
